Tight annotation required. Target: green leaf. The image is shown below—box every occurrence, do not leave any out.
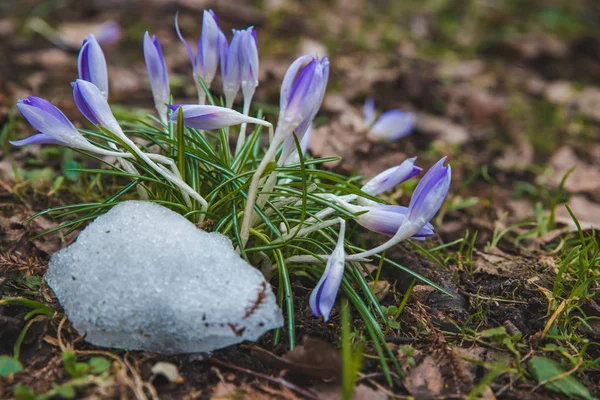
[479,326,507,338]
[52,383,76,399]
[61,351,88,378]
[528,357,593,400]
[88,357,111,374]
[386,306,398,315]
[387,320,400,330]
[13,385,36,400]
[0,355,23,376]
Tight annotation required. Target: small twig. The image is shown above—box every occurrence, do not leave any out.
[210,358,319,400]
[458,290,528,304]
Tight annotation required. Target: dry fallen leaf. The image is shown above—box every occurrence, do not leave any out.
[250,336,341,380]
[405,355,444,398]
[151,361,183,384]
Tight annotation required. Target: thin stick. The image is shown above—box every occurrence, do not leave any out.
[210,358,319,400]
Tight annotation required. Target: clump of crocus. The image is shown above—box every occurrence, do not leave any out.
[11,8,455,336]
[364,98,416,141]
[309,158,451,319]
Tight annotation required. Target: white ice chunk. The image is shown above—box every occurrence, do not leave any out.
[46,201,283,354]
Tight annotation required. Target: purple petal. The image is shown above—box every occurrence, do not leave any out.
[408,158,451,224]
[72,79,119,131]
[77,34,108,98]
[223,30,241,103]
[287,59,316,109]
[279,55,313,114]
[361,157,422,196]
[16,98,91,149]
[18,97,73,128]
[95,21,121,44]
[309,225,346,321]
[10,133,64,146]
[200,9,221,83]
[364,97,376,127]
[169,104,251,130]
[357,205,434,238]
[369,109,416,141]
[143,32,170,107]
[175,12,197,71]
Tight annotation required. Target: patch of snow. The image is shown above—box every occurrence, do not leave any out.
[46,201,283,354]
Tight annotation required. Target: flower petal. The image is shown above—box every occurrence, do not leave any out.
[169,104,255,130]
[369,109,416,141]
[364,97,376,127]
[309,222,346,321]
[361,157,421,196]
[408,158,451,225]
[77,34,108,98]
[72,79,121,133]
[10,133,64,146]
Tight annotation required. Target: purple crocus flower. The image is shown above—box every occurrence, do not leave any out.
[309,221,346,321]
[407,157,451,226]
[72,79,121,133]
[168,104,265,130]
[175,10,222,94]
[94,21,121,44]
[237,27,259,102]
[11,97,95,150]
[368,109,416,141]
[219,31,239,107]
[356,205,434,240]
[364,97,376,127]
[78,34,108,99]
[278,55,329,138]
[143,32,170,124]
[361,157,422,197]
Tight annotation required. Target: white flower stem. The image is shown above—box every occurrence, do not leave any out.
[235,94,253,156]
[272,217,343,244]
[106,141,149,200]
[345,221,422,260]
[239,142,278,247]
[91,133,206,213]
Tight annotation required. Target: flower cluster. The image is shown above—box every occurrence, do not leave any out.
[12,10,451,325]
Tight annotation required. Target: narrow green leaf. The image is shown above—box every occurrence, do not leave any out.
[529,357,592,400]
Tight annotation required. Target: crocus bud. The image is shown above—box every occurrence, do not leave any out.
[175,10,222,89]
[407,157,451,226]
[219,31,239,107]
[364,97,376,127]
[72,79,121,133]
[356,204,434,240]
[168,104,266,130]
[143,32,170,124]
[361,157,422,197]
[12,97,95,150]
[77,34,108,98]
[278,55,329,137]
[94,21,121,44]
[309,221,346,321]
[368,109,416,142]
[238,27,259,102]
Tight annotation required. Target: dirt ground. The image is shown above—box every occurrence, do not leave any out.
[1,0,600,399]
